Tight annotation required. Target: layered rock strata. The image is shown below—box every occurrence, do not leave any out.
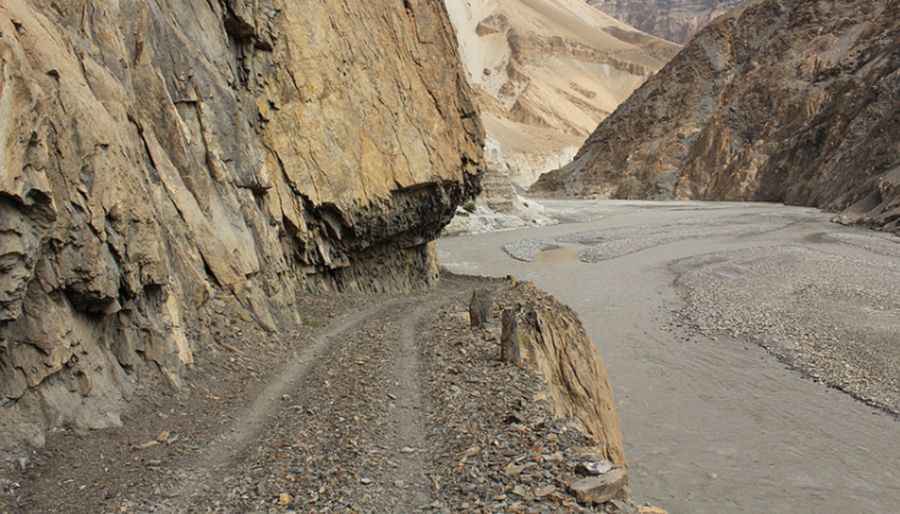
[499,281,625,468]
[587,0,744,44]
[0,0,483,450]
[445,0,679,188]
[535,0,900,232]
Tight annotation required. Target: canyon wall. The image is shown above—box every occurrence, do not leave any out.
[535,0,900,232]
[0,0,483,450]
[445,0,679,189]
[500,281,624,467]
[588,0,744,44]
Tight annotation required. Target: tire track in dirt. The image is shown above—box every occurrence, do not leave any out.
[381,298,444,511]
[173,284,472,513]
[154,299,402,511]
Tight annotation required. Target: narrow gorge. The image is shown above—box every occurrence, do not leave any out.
[535,0,900,233]
[2,1,898,513]
[1,1,641,513]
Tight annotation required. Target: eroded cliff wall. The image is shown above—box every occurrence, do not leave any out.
[587,0,744,44]
[535,0,900,232]
[499,281,624,467]
[445,0,679,188]
[0,0,483,449]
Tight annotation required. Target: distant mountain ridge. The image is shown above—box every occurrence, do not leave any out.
[534,0,900,233]
[587,0,745,44]
[445,0,679,188]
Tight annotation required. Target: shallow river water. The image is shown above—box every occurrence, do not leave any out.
[438,200,900,514]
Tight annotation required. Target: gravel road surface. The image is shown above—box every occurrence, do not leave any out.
[7,275,639,513]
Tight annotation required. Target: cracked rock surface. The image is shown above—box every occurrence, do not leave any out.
[0,0,483,451]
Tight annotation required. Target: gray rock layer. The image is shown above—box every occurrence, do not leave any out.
[537,0,900,233]
[587,0,744,44]
[0,0,483,450]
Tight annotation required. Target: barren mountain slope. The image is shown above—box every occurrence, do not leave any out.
[587,0,744,44]
[446,0,679,187]
[535,0,900,233]
[0,0,482,451]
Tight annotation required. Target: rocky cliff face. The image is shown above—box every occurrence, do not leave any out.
[445,0,679,188]
[0,0,483,450]
[499,281,624,467]
[535,0,900,232]
[587,0,744,44]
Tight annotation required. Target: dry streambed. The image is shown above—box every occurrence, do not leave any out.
[502,211,801,263]
[671,242,900,414]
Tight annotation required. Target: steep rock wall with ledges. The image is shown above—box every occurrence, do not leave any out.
[0,0,483,450]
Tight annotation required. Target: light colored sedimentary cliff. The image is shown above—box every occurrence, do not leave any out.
[445,0,679,188]
[587,0,744,44]
[535,0,900,232]
[0,0,483,449]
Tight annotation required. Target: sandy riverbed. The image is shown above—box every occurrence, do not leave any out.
[439,199,900,514]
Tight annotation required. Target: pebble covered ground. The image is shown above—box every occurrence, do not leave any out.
[4,275,653,513]
[670,241,900,414]
[2,292,365,513]
[421,283,648,513]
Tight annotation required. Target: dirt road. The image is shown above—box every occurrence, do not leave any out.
[8,274,621,513]
[9,281,474,513]
[8,199,899,513]
[439,200,900,514]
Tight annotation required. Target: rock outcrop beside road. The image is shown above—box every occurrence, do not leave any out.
[535,0,900,233]
[0,0,483,451]
[500,281,624,467]
[426,277,637,512]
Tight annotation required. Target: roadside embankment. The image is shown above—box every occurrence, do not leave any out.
[4,274,659,513]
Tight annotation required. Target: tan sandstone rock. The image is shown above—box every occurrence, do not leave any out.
[499,282,625,467]
[445,0,679,188]
[569,467,629,504]
[0,0,483,450]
